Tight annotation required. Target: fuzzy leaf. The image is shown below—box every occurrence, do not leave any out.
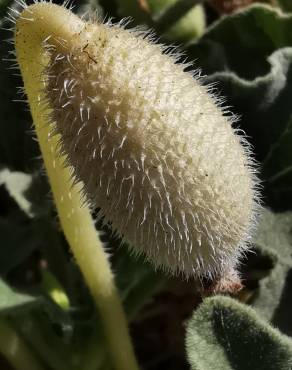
[188,4,292,78]
[262,116,292,205]
[204,47,292,171]
[189,6,292,158]
[188,5,292,207]
[254,208,292,262]
[186,296,292,370]
[242,208,292,335]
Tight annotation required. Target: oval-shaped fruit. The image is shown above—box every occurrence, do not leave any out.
[40,6,259,279]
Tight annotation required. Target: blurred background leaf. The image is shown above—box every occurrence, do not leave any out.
[277,0,292,12]
[187,4,292,209]
[0,278,39,313]
[238,209,292,336]
[117,0,206,42]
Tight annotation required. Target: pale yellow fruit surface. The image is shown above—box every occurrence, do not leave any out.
[17,3,259,279]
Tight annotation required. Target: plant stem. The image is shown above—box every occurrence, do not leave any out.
[14,4,139,370]
[0,317,44,370]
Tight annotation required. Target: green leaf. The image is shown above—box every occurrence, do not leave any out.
[0,317,46,370]
[23,170,52,218]
[277,0,292,12]
[0,278,77,368]
[41,270,70,310]
[207,47,292,162]
[238,209,292,335]
[0,167,54,274]
[76,0,104,18]
[0,215,40,274]
[243,208,292,335]
[13,311,74,370]
[188,4,292,78]
[117,0,205,43]
[0,169,49,274]
[253,208,292,262]
[0,168,33,217]
[263,116,292,205]
[0,279,39,313]
[206,48,292,208]
[187,5,292,207]
[188,6,292,157]
[111,244,166,319]
[0,0,13,20]
[186,296,292,370]
[159,1,205,43]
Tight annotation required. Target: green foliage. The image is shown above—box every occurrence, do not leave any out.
[0,213,40,274]
[263,116,292,203]
[113,246,166,319]
[116,0,206,42]
[0,23,39,171]
[0,0,13,19]
[188,4,292,208]
[186,296,292,370]
[0,279,38,313]
[245,209,292,335]
[277,0,292,12]
[1,0,292,369]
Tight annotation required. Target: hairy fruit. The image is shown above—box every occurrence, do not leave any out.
[17,2,260,281]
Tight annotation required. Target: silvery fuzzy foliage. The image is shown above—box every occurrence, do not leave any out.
[186,296,292,370]
[41,8,260,280]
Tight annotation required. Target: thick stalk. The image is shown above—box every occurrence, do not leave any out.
[14,4,139,370]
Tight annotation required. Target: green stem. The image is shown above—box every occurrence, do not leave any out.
[14,4,139,370]
[0,317,44,370]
